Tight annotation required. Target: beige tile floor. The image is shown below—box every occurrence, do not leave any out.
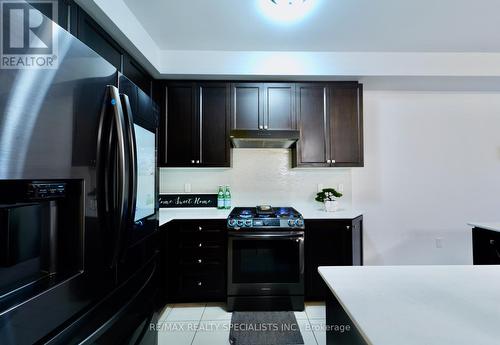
[157,302,326,345]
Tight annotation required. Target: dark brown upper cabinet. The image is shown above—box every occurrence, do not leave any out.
[293,84,330,167]
[199,83,231,167]
[293,82,363,168]
[162,82,230,167]
[231,83,263,130]
[231,83,296,130]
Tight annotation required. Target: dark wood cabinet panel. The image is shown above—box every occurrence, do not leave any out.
[472,228,500,265]
[74,8,123,70]
[231,83,263,130]
[123,54,151,96]
[293,82,363,168]
[294,84,330,167]
[305,218,363,300]
[264,83,296,130]
[200,83,231,167]
[164,220,227,302]
[330,84,363,167]
[161,82,230,167]
[66,1,152,96]
[164,83,196,166]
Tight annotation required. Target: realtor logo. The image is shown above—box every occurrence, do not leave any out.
[1,0,58,68]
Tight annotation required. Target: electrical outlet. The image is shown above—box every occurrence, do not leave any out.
[338,184,344,192]
[184,183,191,193]
[435,237,443,249]
[317,184,324,192]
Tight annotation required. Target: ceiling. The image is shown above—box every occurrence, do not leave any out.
[123,0,500,52]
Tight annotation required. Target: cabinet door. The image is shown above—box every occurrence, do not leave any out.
[75,8,123,70]
[473,228,500,265]
[330,83,363,167]
[123,54,152,96]
[199,83,231,167]
[294,84,330,167]
[231,83,264,130]
[164,83,197,166]
[264,83,296,130]
[304,220,356,300]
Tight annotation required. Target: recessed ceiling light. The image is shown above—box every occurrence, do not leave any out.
[258,0,318,24]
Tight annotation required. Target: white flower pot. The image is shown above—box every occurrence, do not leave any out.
[324,200,338,212]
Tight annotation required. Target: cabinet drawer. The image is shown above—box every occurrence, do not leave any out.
[179,239,224,250]
[178,272,225,297]
[177,220,226,233]
[179,255,225,266]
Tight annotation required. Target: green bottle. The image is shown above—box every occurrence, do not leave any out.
[224,185,231,209]
[217,185,225,209]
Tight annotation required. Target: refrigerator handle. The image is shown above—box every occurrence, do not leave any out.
[96,86,115,266]
[97,85,130,269]
[120,93,137,227]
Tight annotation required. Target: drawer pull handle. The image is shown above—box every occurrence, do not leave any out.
[346,226,350,230]
[197,259,202,264]
[197,281,202,286]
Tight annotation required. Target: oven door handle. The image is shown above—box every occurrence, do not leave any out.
[229,232,304,239]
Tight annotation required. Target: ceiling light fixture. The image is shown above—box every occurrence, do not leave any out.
[258,0,318,24]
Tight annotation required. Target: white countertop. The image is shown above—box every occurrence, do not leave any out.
[159,208,232,226]
[468,222,500,232]
[318,265,500,345]
[159,205,363,226]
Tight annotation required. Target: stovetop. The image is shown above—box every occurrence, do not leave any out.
[227,206,304,230]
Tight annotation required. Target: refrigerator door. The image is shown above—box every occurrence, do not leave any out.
[0,15,118,345]
[118,75,158,249]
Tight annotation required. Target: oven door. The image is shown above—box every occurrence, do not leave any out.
[228,231,304,296]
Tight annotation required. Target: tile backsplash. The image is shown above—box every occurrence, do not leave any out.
[160,149,352,208]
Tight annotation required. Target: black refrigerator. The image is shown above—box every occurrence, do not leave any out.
[0,4,159,345]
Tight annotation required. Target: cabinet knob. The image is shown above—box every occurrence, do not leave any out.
[346,226,350,230]
[490,240,496,245]
[191,160,195,164]
[264,125,268,130]
[197,259,202,264]
[197,281,202,286]
[198,243,202,248]
[196,160,200,164]
[259,125,263,129]
[326,159,331,163]
[198,226,203,231]
[332,160,336,164]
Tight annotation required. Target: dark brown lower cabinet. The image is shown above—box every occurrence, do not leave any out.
[305,217,363,301]
[164,220,227,302]
[472,228,500,265]
[162,217,363,303]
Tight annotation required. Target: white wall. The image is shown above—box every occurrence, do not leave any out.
[160,149,351,209]
[353,91,500,265]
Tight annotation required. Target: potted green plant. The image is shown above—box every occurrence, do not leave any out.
[315,188,342,212]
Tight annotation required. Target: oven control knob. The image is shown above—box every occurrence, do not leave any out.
[295,219,304,227]
[237,219,244,227]
[288,219,295,227]
[245,219,252,227]
[228,219,236,227]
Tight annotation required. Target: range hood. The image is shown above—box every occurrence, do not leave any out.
[230,130,300,149]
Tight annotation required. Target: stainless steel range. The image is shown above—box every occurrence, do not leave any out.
[227,206,305,311]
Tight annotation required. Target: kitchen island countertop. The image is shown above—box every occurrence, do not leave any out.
[318,265,500,345]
